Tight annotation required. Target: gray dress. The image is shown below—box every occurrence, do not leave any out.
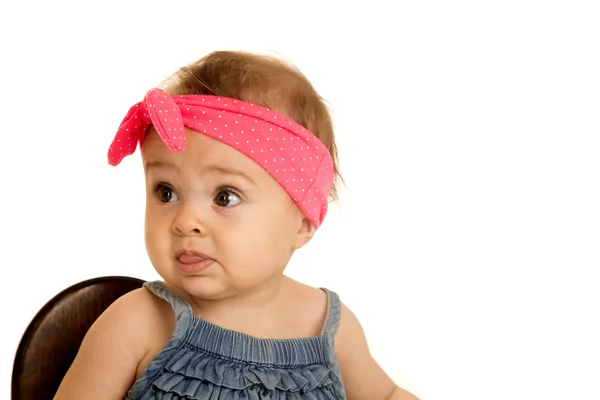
[126,281,347,399]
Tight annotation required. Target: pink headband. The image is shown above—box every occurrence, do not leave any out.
[108,88,334,228]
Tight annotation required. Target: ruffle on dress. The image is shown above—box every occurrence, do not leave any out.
[150,346,337,398]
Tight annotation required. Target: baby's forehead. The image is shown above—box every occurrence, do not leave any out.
[142,127,270,177]
[143,127,248,155]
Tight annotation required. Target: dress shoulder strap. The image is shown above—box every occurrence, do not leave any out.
[143,280,194,338]
[320,288,342,341]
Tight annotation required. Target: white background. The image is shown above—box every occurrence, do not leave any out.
[1,1,599,399]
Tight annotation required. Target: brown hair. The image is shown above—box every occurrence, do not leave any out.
[161,50,343,201]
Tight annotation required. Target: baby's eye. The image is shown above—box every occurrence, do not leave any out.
[214,189,242,207]
[154,184,179,203]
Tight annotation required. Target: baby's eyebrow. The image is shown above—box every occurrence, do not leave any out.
[145,161,257,186]
[144,160,178,173]
[204,165,257,187]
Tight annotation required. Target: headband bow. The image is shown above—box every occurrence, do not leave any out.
[108,88,334,228]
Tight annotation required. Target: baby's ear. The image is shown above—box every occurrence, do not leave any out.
[293,217,316,250]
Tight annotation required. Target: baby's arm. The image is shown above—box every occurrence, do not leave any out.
[53,288,154,400]
[335,303,420,400]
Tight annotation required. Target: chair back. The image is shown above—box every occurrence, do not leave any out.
[11,276,145,400]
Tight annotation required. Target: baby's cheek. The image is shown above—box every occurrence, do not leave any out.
[224,234,286,278]
[145,236,165,266]
[145,220,171,260]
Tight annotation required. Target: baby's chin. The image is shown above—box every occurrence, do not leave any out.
[162,274,233,301]
[171,269,285,298]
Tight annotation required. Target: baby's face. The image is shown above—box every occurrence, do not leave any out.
[141,128,314,300]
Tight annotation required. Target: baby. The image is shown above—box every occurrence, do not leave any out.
[54,50,419,400]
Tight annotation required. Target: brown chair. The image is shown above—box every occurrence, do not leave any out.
[11,276,145,400]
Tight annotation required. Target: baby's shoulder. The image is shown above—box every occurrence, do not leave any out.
[95,286,173,341]
[52,285,175,397]
[284,279,330,336]
[290,280,328,307]
[290,281,362,343]
[81,284,175,361]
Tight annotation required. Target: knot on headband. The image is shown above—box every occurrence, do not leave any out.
[108,88,334,228]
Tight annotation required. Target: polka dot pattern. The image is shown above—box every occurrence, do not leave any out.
[108,88,334,228]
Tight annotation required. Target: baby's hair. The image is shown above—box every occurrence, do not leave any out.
[161,50,343,201]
